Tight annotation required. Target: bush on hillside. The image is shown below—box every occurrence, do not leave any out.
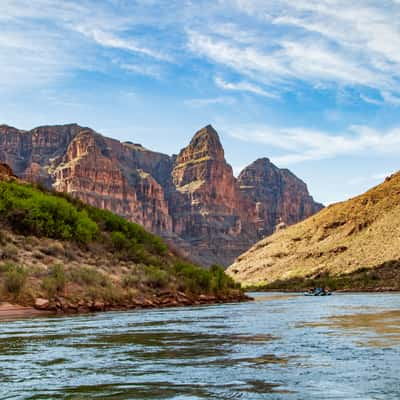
[1,262,28,296]
[143,265,169,289]
[68,266,109,287]
[0,181,168,261]
[174,262,238,294]
[42,264,66,296]
[87,207,167,255]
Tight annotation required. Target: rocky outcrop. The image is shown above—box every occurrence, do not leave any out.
[238,158,323,237]
[52,129,173,234]
[0,123,323,266]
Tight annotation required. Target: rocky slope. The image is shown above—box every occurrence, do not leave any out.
[0,123,322,266]
[227,173,400,290]
[0,168,247,314]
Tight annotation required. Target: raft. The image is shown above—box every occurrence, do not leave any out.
[304,288,332,296]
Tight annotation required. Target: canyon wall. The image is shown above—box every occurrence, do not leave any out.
[0,123,323,266]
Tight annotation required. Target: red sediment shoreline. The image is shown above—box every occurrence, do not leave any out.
[0,303,52,320]
[0,293,252,320]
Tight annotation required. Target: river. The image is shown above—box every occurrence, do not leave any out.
[0,292,399,399]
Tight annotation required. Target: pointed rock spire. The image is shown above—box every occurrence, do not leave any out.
[185,124,224,161]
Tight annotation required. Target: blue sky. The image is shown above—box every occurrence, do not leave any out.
[1,0,400,205]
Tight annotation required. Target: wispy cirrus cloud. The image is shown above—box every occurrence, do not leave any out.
[188,0,400,104]
[184,97,235,108]
[2,0,400,105]
[0,0,175,87]
[76,28,171,61]
[214,76,279,99]
[119,63,163,79]
[382,91,400,106]
[226,124,400,165]
[359,94,383,106]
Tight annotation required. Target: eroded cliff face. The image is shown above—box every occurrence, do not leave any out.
[238,158,323,236]
[0,123,323,266]
[0,124,172,234]
[169,125,258,266]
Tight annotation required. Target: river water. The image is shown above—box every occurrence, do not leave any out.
[0,292,399,399]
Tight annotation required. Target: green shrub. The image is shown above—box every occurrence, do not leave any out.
[174,262,212,293]
[144,265,168,289]
[42,264,66,296]
[86,207,167,256]
[87,283,124,303]
[0,181,169,263]
[111,231,128,251]
[2,263,28,295]
[0,182,99,243]
[148,236,167,255]
[209,264,236,292]
[75,211,98,243]
[173,262,237,294]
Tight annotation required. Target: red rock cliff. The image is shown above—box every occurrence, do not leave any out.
[0,123,323,266]
[169,125,258,266]
[237,158,323,236]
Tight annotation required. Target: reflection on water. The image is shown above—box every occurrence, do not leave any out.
[253,294,298,302]
[0,292,399,399]
[303,309,400,347]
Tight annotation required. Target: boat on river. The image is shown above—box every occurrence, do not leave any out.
[304,287,332,296]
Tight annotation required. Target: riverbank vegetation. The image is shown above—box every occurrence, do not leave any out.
[0,178,245,312]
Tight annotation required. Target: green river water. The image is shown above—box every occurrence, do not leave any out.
[0,292,399,399]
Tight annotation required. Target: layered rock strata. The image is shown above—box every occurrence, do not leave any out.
[0,123,322,266]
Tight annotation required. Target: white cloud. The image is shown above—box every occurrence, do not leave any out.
[359,94,382,106]
[0,27,80,87]
[184,97,235,108]
[0,0,174,88]
[188,0,400,102]
[2,0,400,105]
[77,28,170,61]
[214,76,279,99]
[226,123,400,165]
[188,29,391,95]
[381,91,400,106]
[119,63,163,79]
[187,31,290,85]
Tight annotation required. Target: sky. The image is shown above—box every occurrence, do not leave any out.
[1,0,400,205]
